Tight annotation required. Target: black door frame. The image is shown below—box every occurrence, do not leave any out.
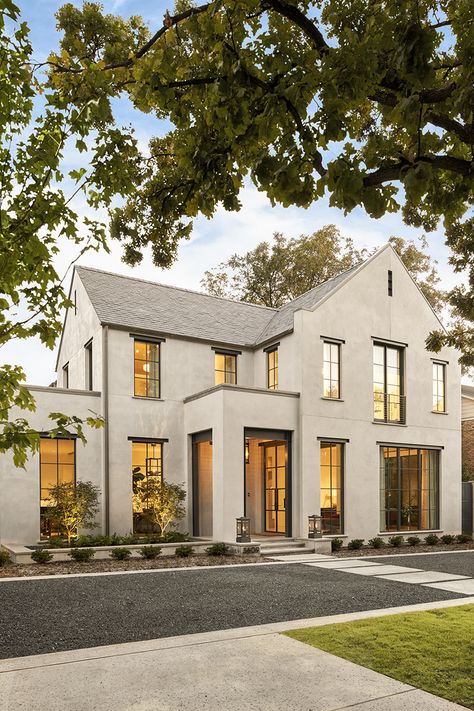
[243,427,292,538]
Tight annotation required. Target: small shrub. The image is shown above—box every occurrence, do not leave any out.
[206,542,230,556]
[441,534,456,545]
[331,538,343,552]
[456,534,472,544]
[160,531,188,543]
[68,548,95,562]
[0,550,11,567]
[119,533,142,545]
[140,546,162,559]
[406,536,421,546]
[175,545,194,558]
[31,549,53,564]
[425,533,440,546]
[73,534,113,547]
[388,535,404,547]
[368,537,384,549]
[110,547,132,561]
[347,539,364,550]
[48,538,69,548]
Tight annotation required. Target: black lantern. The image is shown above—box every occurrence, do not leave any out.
[236,516,251,543]
[308,514,322,539]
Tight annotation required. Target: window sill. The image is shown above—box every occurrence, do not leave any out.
[132,396,163,402]
[321,397,344,402]
[372,420,407,427]
[431,410,448,415]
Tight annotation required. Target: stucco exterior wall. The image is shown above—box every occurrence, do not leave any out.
[56,273,102,391]
[0,387,103,544]
[294,246,461,540]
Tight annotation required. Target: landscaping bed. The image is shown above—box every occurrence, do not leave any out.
[285,604,474,710]
[0,554,265,578]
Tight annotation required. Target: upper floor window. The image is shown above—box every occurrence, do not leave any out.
[84,339,93,391]
[323,341,340,398]
[432,362,446,412]
[62,363,69,389]
[373,343,405,423]
[214,351,237,385]
[267,347,278,390]
[134,340,160,398]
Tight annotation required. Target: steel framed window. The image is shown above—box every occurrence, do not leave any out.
[320,441,344,535]
[323,341,340,398]
[134,340,160,398]
[267,347,278,390]
[214,352,237,385]
[432,362,446,412]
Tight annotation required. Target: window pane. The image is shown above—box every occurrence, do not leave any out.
[40,438,57,463]
[134,376,147,397]
[147,378,160,398]
[58,439,75,464]
[319,442,343,534]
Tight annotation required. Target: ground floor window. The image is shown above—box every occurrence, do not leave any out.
[380,446,439,531]
[131,440,163,533]
[40,437,75,538]
[320,441,344,535]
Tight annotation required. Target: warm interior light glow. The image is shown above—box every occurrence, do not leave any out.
[143,363,150,373]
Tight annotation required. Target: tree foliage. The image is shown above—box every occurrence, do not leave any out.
[44,479,100,542]
[133,478,186,534]
[46,0,473,361]
[202,228,446,311]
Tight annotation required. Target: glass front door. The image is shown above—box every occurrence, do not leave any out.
[264,442,286,533]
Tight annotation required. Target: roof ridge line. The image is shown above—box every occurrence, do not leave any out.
[75,265,278,313]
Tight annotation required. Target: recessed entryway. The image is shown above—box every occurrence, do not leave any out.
[244,428,292,538]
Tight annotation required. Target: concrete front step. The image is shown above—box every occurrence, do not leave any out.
[260,544,313,556]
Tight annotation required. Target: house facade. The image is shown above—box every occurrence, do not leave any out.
[0,245,462,545]
[462,385,474,476]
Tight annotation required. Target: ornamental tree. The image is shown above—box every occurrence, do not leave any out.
[44,480,100,542]
[47,0,473,363]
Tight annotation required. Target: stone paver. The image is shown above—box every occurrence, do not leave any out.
[307,559,382,569]
[424,579,474,595]
[343,565,422,576]
[378,571,469,585]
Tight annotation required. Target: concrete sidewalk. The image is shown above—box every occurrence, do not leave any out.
[0,600,468,711]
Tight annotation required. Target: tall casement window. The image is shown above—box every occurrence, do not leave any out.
[432,362,446,412]
[320,442,344,535]
[267,347,278,390]
[62,363,69,389]
[214,352,237,385]
[373,343,405,423]
[322,341,340,398]
[380,447,439,532]
[40,438,75,538]
[85,339,93,391]
[134,340,160,398]
[131,440,163,533]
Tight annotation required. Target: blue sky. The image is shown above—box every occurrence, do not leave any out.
[5,0,465,385]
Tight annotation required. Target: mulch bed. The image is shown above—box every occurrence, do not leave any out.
[0,555,263,578]
[332,542,474,557]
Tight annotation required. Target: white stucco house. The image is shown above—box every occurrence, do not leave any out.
[0,244,462,545]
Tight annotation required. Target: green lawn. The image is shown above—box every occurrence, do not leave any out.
[285,605,474,709]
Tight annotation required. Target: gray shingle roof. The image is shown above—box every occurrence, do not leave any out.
[75,258,366,348]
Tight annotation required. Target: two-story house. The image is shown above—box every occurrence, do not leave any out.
[0,244,462,545]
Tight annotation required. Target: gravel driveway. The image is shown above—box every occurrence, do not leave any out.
[0,561,465,659]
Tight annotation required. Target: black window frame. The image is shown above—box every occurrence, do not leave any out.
[62,362,69,389]
[84,339,93,391]
[319,440,344,535]
[373,342,405,423]
[432,361,446,413]
[39,436,76,539]
[133,338,161,398]
[380,445,440,532]
[322,340,341,399]
[388,270,393,296]
[213,349,238,385]
[266,346,279,390]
